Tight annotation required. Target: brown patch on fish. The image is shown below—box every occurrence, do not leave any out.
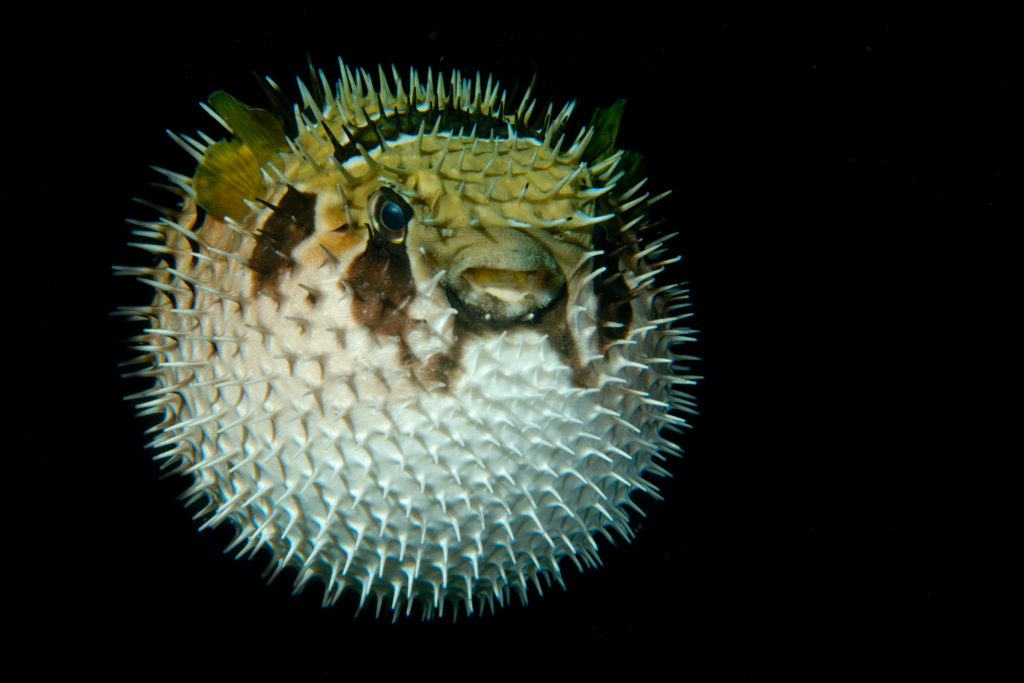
[423,348,462,389]
[248,188,316,294]
[342,232,424,371]
[344,236,416,338]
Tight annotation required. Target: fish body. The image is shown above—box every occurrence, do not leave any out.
[122,61,697,618]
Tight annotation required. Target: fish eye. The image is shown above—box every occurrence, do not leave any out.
[369,188,412,244]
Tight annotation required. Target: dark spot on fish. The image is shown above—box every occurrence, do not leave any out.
[343,226,424,371]
[345,234,415,338]
[424,350,461,388]
[325,100,545,166]
[248,187,316,294]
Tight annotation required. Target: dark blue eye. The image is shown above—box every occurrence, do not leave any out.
[380,200,406,232]
[370,189,411,243]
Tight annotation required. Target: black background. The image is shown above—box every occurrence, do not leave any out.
[11,9,1009,679]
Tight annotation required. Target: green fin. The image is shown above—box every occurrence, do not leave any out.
[193,91,288,220]
[582,99,648,223]
[582,99,646,189]
[582,99,627,164]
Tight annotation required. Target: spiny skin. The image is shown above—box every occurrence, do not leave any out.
[119,59,698,619]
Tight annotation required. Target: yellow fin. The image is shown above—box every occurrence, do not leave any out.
[193,91,287,220]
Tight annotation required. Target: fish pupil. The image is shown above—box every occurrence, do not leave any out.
[381,200,406,233]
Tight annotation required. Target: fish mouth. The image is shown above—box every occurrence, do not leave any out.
[447,254,564,321]
[463,266,560,302]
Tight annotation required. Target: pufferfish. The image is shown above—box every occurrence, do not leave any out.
[118,59,698,619]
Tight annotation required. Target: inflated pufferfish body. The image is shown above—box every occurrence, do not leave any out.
[121,60,697,618]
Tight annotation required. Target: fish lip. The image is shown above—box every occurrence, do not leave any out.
[445,250,564,321]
